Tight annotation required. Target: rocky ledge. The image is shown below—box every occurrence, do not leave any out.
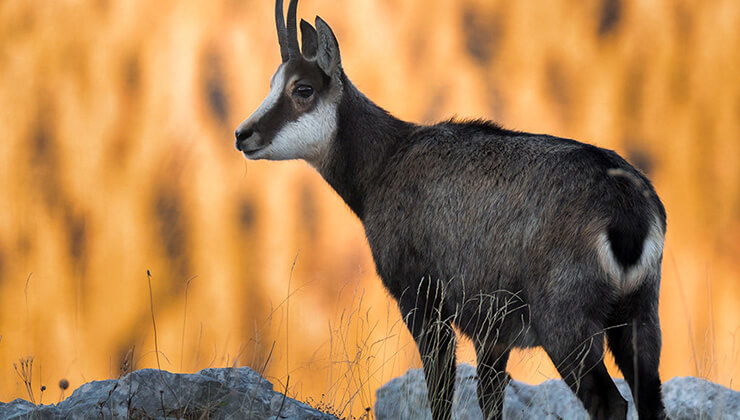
[375,364,740,420]
[1,364,738,419]
[0,367,335,419]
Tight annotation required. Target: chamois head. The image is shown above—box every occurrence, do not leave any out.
[235,0,342,166]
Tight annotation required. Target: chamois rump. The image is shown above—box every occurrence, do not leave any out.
[234,1,667,419]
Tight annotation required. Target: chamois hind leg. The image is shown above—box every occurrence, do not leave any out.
[606,279,666,420]
[398,281,457,420]
[543,326,627,419]
[534,291,628,420]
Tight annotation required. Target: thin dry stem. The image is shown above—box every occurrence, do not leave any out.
[147,270,161,371]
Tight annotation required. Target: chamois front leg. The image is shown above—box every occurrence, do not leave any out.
[474,342,510,420]
[399,285,457,420]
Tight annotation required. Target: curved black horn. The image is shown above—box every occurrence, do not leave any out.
[275,0,289,62]
[286,0,300,59]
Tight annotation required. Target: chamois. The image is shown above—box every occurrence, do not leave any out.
[234,1,667,419]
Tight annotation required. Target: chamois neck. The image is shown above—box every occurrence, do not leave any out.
[317,72,414,219]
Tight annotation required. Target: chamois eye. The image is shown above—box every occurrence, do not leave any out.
[293,84,314,98]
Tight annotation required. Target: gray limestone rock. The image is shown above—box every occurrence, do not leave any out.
[663,376,740,420]
[3,364,738,419]
[0,367,336,420]
[374,364,739,420]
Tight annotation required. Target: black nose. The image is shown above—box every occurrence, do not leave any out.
[234,127,254,151]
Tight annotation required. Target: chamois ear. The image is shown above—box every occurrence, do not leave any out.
[315,16,341,76]
[300,19,318,58]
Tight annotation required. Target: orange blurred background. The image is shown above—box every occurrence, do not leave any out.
[0,0,738,416]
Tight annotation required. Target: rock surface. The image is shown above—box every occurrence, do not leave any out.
[3,364,738,419]
[375,364,740,420]
[0,367,336,420]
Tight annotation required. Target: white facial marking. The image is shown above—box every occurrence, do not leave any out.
[236,66,286,134]
[237,64,338,167]
[261,99,337,165]
[595,216,664,293]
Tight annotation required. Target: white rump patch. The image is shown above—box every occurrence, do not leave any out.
[595,216,664,293]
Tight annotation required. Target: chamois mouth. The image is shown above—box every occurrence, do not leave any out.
[242,145,266,158]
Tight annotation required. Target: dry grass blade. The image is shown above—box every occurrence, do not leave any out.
[13,357,35,404]
[181,275,197,372]
[276,375,290,418]
[147,270,161,371]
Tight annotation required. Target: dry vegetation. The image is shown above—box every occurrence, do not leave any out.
[0,0,738,417]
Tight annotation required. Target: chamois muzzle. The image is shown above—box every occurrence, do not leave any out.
[234,126,262,154]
